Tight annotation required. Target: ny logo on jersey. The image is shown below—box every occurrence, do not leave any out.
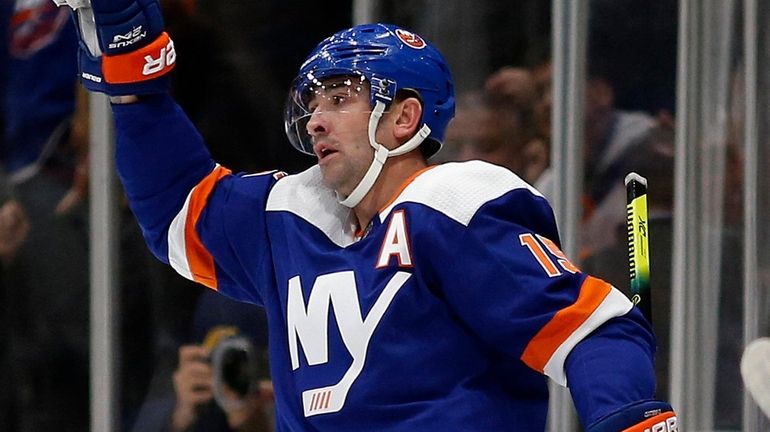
[287,271,411,417]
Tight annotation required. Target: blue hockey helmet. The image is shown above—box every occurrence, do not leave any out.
[284,23,456,160]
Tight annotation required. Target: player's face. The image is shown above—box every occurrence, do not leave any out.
[305,78,379,196]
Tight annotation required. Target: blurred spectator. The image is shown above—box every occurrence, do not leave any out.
[131,289,272,432]
[443,62,551,186]
[443,67,540,183]
[486,64,552,183]
[484,66,537,108]
[531,61,658,258]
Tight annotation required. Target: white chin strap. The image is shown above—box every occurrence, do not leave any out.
[338,100,431,208]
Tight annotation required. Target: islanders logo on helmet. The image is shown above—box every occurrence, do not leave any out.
[284,23,455,158]
[395,29,426,49]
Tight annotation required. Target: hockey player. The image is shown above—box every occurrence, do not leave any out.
[52,0,678,430]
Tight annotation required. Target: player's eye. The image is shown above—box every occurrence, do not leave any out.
[331,94,346,105]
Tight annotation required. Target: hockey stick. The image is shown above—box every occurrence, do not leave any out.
[741,337,770,419]
[625,172,652,323]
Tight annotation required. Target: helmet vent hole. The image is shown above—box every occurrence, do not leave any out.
[331,46,388,59]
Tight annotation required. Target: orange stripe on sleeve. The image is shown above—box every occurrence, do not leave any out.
[520,276,612,373]
[185,165,232,290]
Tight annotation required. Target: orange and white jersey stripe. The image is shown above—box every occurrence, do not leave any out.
[521,276,633,386]
[167,164,231,290]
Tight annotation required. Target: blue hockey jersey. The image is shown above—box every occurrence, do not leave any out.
[114,94,658,431]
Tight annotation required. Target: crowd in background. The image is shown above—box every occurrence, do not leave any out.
[0,0,749,431]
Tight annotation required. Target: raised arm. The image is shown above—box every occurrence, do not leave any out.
[52,0,277,305]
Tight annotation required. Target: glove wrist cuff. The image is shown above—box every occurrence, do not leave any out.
[102,32,176,84]
[621,411,677,432]
[587,400,677,432]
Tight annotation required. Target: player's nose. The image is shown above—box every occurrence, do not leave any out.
[306,111,329,137]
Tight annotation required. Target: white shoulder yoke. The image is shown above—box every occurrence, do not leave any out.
[265,166,357,247]
[379,160,543,226]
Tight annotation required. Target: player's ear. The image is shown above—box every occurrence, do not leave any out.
[391,96,423,142]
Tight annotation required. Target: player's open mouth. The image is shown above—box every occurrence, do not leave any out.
[314,144,339,161]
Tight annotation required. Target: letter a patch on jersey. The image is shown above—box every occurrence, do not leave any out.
[376,209,413,268]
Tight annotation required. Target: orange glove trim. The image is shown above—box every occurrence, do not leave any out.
[102,32,176,84]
